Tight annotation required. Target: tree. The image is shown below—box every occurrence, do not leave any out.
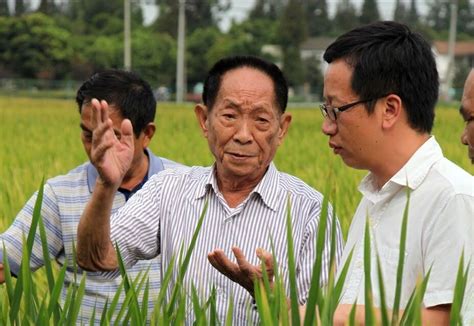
[278,0,306,87]
[359,0,380,25]
[457,0,474,37]
[132,29,177,87]
[426,0,474,38]
[303,56,324,99]
[15,0,28,16]
[64,0,143,35]
[305,0,331,37]
[0,0,9,16]
[38,0,57,15]
[407,0,419,24]
[249,0,282,20]
[426,0,450,32]
[186,27,221,87]
[153,0,229,37]
[393,0,407,22]
[333,0,359,34]
[0,13,72,78]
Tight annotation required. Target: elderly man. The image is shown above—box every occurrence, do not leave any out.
[319,21,473,324]
[76,55,343,324]
[0,69,182,324]
[461,69,474,164]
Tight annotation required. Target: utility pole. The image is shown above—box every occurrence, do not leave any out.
[124,0,131,71]
[176,0,185,103]
[444,0,458,101]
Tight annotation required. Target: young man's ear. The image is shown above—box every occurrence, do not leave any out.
[195,104,209,138]
[381,94,403,130]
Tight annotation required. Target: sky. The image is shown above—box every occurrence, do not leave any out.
[142,0,430,31]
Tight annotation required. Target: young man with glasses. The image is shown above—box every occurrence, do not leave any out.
[320,21,473,324]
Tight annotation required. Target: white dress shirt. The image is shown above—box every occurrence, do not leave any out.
[338,137,473,320]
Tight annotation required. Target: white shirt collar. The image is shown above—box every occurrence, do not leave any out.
[359,136,443,203]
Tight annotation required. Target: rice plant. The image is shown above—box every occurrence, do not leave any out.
[0,97,471,324]
[0,178,471,325]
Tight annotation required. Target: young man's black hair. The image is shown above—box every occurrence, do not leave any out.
[76,69,156,137]
[324,21,439,133]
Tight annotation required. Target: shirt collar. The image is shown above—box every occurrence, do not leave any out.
[359,136,443,201]
[195,162,281,211]
[87,148,164,193]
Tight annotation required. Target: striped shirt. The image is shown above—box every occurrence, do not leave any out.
[111,162,344,324]
[0,149,181,325]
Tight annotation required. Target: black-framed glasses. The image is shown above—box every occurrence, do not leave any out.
[319,96,386,121]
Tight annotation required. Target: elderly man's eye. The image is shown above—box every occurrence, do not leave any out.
[222,113,235,120]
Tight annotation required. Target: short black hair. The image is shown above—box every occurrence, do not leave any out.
[202,55,288,113]
[76,69,156,137]
[324,21,439,133]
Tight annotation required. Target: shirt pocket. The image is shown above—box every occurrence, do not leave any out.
[378,245,408,286]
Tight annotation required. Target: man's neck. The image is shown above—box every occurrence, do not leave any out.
[371,132,430,189]
[216,169,266,208]
[120,151,149,191]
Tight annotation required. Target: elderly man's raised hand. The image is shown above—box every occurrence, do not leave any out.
[90,99,134,189]
[208,247,274,297]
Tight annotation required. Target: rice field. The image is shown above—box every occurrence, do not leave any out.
[0,96,472,324]
[1,96,471,233]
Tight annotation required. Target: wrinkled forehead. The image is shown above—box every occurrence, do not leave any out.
[218,68,279,106]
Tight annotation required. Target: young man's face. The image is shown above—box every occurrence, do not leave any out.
[461,71,474,164]
[80,102,151,177]
[321,59,383,171]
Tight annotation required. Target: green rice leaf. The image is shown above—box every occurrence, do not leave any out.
[375,254,389,326]
[225,294,234,326]
[450,251,469,325]
[391,187,411,325]
[349,301,357,326]
[2,245,14,302]
[400,267,431,325]
[304,185,330,326]
[167,200,208,316]
[47,261,68,319]
[254,278,274,325]
[66,273,86,325]
[285,194,300,326]
[191,284,204,322]
[363,216,374,325]
[115,243,141,325]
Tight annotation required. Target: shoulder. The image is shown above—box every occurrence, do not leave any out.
[428,158,473,197]
[147,165,210,186]
[146,148,185,171]
[157,156,188,170]
[277,171,325,204]
[45,162,90,188]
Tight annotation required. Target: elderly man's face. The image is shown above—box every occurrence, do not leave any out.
[461,71,474,164]
[196,67,291,185]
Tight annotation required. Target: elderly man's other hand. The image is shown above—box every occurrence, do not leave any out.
[208,247,274,297]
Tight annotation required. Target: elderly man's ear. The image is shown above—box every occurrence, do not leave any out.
[277,113,292,144]
[195,104,209,138]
